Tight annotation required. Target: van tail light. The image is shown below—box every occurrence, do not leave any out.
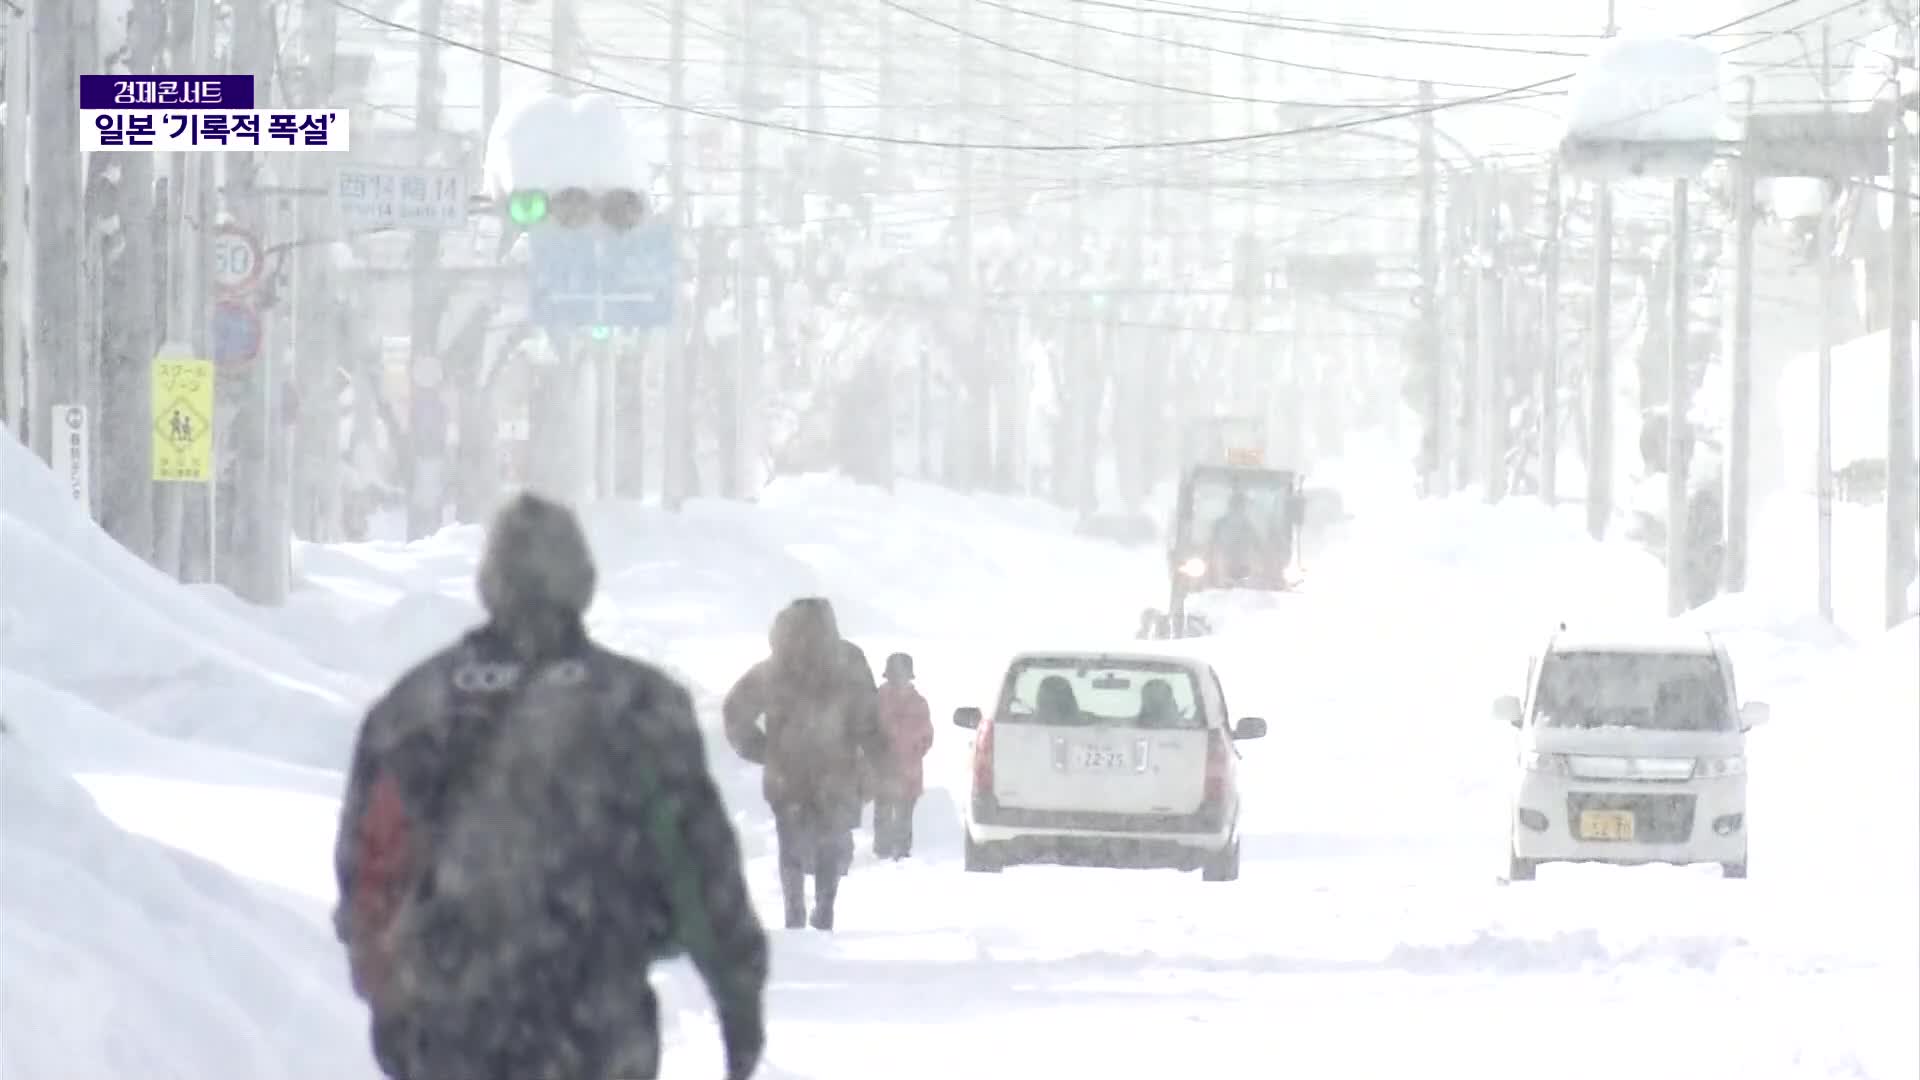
[972,714,996,794]
[1203,729,1229,805]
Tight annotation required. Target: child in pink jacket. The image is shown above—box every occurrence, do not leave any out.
[873,652,933,859]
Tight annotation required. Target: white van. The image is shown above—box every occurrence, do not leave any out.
[1496,627,1768,880]
[954,651,1266,881]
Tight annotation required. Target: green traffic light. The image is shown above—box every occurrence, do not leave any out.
[507,189,549,226]
[589,325,612,342]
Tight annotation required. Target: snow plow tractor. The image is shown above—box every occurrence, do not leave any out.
[1139,419,1309,640]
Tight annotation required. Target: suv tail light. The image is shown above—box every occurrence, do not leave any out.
[972,714,996,794]
[1203,729,1229,805]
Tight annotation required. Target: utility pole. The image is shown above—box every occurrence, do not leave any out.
[663,0,690,509]
[1241,0,1261,429]
[406,0,445,538]
[1816,191,1834,622]
[805,13,824,146]
[1665,179,1691,617]
[1478,165,1506,500]
[1065,3,1089,510]
[1588,5,1619,540]
[460,0,500,515]
[1816,25,1836,621]
[1587,179,1614,539]
[876,3,894,178]
[1418,82,1445,496]
[551,0,576,83]
[1129,7,1157,493]
[999,0,1025,489]
[1540,163,1561,505]
[1886,80,1916,628]
[954,0,978,488]
[97,0,156,558]
[225,0,283,601]
[75,0,100,495]
[29,0,82,463]
[159,0,217,580]
[295,0,341,541]
[1727,148,1757,593]
[2,0,30,439]
[734,0,760,499]
[482,0,499,136]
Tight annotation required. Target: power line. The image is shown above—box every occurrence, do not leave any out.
[333,0,1568,151]
[331,0,1857,156]
[964,0,1568,93]
[879,0,1482,108]
[1119,3,1777,41]
[1074,0,1868,68]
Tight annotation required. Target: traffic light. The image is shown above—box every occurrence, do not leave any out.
[503,187,650,231]
[506,189,549,226]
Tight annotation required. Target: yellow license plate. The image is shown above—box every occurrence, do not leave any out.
[1579,810,1636,841]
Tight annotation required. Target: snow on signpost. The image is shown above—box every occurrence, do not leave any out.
[482,92,670,332]
[1559,35,1726,180]
[482,92,645,204]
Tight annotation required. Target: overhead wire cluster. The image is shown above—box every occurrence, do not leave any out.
[332,0,1896,241]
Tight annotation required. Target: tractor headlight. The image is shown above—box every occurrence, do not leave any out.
[1178,556,1207,578]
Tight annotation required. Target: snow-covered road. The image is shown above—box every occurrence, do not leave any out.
[3,436,1913,1080]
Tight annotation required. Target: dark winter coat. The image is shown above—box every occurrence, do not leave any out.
[333,493,767,1080]
[875,682,934,800]
[721,598,887,830]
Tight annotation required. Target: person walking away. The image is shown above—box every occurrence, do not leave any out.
[872,652,933,859]
[332,492,767,1080]
[723,597,887,931]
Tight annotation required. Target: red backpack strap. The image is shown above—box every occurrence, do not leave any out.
[345,769,414,1002]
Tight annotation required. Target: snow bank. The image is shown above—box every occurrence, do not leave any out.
[1318,491,1664,635]
[0,726,373,1080]
[0,439,364,768]
[288,473,1158,682]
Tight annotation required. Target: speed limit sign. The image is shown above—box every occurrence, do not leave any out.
[211,225,262,295]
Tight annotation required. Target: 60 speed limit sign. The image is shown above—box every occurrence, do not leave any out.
[211,225,262,295]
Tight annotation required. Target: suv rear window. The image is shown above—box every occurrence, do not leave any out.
[999,660,1203,729]
[1534,651,1732,731]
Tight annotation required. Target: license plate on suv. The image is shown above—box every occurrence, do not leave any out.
[1579,809,1635,841]
[1073,745,1130,770]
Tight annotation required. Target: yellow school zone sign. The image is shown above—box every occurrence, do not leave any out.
[151,352,214,482]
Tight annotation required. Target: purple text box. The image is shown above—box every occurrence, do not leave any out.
[79,75,254,110]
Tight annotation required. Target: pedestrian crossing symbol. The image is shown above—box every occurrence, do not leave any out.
[151,356,215,482]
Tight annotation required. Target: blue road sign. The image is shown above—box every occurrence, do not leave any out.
[211,299,262,369]
[528,221,674,331]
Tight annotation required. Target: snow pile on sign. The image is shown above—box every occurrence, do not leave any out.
[1562,35,1725,143]
[0,438,364,769]
[482,92,650,197]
